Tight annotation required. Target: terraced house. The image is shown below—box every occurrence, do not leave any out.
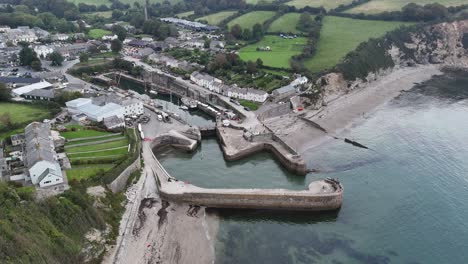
[24,122,63,188]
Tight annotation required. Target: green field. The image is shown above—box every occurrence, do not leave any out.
[66,165,114,181]
[347,0,468,14]
[227,11,276,30]
[197,11,237,25]
[68,0,111,5]
[175,11,194,18]
[87,28,112,39]
[239,35,307,69]
[304,16,413,72]
[285,0,354,10]
[84,11,113,18]
[245,0,275,4]
[0,103,52,130]
[268,13,308,34]
[69,0,182,5]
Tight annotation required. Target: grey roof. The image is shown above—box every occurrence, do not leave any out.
[273,84,296,95]
[92,94,121,106]
[24,88,55,98]
[104,115,124,128]
[138,47,154,56]
[121,98,141,106]
[24,122,56,168]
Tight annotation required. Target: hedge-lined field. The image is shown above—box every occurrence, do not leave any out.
[268,13,307,34]
[239,35,307,69]
[285,0,354,10]
[197,11,237,25]
[304,16,413,72]
[347,0,468,14]
[227,11,276,30]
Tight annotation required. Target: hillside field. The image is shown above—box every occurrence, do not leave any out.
[347,0,468,14]
[175,11,194,18]
[268,13,307,34]
[227,11,276,30]
[304,16,413,72]
[285,0,354,10]
[239,35,307,69]
[69,0,182,5]
[197,11,237,25]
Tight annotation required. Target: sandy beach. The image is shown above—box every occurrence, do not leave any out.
[102,144,219,264]
[299,64,443,152]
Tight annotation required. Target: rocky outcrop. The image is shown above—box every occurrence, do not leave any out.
[312,19,468,106]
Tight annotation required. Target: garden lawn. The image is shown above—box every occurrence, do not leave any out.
[196,11,237,25]
[84,11,112,18]
[67,148,129,158]
[239,100,261,111]
[304,16,413,72]
[66,139,129,152]
[87,29,112,39]
[0,103,52,130]
[227,11,276,30]
[66,165,114,181]
[239,35,307,69]
[61,127,116,139]
[347,0,468,14]
[268,13,308,34]
[285,0,354,10]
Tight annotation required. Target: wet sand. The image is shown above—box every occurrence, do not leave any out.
[300,65,442,152]
[102,145,219,264]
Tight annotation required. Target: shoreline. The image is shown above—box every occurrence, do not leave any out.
[300,64,443,153]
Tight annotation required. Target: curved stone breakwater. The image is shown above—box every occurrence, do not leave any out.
[147,133,343,211]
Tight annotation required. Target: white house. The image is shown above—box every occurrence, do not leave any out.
[24,122,64,188]
[52,33,69,41]
[291,76,308,87]
[34,45,54,58]
[102,34,118,41]
[190,71,222,91]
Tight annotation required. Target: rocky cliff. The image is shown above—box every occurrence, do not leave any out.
[311,19,468,107]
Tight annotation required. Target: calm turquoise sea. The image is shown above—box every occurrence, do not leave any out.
[157,71,468,264]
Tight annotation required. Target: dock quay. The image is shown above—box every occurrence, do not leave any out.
[144,143,343,211]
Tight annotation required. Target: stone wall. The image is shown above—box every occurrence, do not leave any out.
[159,188,343,211]
[257,103,291,121]
[107,155,141,193]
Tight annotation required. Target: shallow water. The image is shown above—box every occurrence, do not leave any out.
[158,71,468,263]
